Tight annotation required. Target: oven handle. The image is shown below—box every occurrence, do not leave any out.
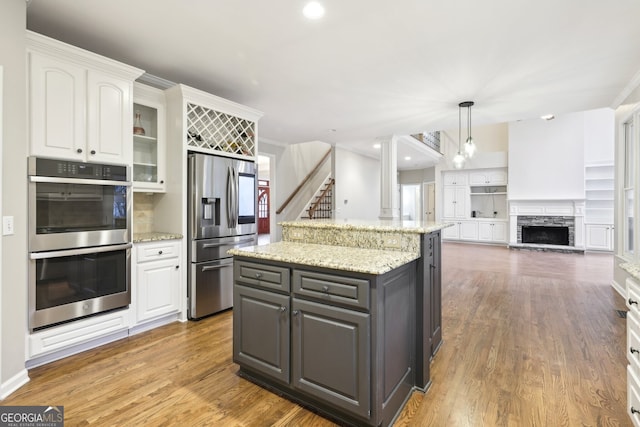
[29,176,131,186]
[30,243,132,259]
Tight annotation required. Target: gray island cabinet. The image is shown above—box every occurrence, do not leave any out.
[229,219,449,427]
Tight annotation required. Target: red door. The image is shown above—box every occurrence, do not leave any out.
[258,185,270,234]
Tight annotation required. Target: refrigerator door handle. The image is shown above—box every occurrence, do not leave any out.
[189,154,198,238]
[233,166,239,226]
[226,166,234,227]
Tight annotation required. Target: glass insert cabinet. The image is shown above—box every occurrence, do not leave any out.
[132,82,166,192]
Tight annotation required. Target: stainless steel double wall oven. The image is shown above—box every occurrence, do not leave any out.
[28,157,132,331]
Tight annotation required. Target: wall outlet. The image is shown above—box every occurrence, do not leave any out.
[3,216,14,236]
[290,229,304,240]
[384,234,401,249]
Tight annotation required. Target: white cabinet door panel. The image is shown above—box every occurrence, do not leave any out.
[29,53,86,160]
[88,71,132,164]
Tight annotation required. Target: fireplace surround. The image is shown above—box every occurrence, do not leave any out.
[509,199,585,251]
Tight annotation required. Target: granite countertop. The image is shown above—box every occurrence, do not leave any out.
[228,241,419,275]
[621,262,640,281]
[279,218,453,234]
[133,231,183,243]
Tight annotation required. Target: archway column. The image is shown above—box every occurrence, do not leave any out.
[379,136,399,219]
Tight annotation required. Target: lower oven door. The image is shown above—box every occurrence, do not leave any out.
[189,257,234,319]
[29,243,131,331]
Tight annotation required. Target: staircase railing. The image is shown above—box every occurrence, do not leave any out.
[276,148,332,215]
[410,131,441,153]
[307,178,335,219]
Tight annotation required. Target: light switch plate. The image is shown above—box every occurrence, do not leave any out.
[3,216,14,236]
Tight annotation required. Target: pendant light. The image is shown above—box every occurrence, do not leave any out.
[461,101,476,158]
[452,103,466,169]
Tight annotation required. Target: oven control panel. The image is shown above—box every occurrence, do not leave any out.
[29,157,128,181]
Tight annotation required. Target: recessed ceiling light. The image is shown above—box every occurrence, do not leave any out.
[541,114,555,121]
[404,156,411,161]
[303,1,325,19]
[373,143,381,149]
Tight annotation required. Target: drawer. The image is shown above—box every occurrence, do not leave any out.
[629,278,640,314]
[234,260,290,293]
[293,269,370,310]
[630,311,640,372]
[629,366,640,427]
[136,241,181,263]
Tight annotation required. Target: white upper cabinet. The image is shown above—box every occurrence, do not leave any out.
[27,31,143,164]
[133,83,166,192]
[87,71,133,164]
[443,171,468,186]
[29,52,86,160]
[468,168,507,186]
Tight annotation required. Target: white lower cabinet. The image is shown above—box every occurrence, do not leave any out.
[585,224,614,251]
[443,220,507,243]
[478,221,508,243]
[133,240,182,329]
[628,278,640,426]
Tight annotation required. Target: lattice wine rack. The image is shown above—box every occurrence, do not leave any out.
[186,103,256,156]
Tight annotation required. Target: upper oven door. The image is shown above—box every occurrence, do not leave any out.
[29,177,131,252]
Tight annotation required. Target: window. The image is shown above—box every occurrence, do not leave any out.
[624,120,635,255]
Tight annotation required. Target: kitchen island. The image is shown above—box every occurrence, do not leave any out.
[229,219,451,427]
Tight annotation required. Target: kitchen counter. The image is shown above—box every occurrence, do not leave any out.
[133,231,183,243]
[228,241,418,275]
[621,262,640,281]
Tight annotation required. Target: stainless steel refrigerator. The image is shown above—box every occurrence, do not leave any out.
[187,152,257,319]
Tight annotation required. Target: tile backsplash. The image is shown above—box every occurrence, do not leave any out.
[133,193,155,233]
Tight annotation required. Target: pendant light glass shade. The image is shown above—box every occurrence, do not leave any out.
[453,152,465,169]
[464,136,476,158]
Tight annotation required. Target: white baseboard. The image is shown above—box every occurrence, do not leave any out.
[612,278,625,298]
[0,369,29,400]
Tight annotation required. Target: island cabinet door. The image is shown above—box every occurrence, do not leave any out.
[291,298,371,420]
[233,284,290,384]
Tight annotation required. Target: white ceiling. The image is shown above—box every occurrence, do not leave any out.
[25,0,640,170]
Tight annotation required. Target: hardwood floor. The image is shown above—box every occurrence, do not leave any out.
[3,243,629,426]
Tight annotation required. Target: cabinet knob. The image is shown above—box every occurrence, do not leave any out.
[279,306,287,313]
[292,310,299,316]
[633,407,640,415]
[630,298,638,306]
[160,180,165,184]
[76,148,83,153]
[175,265,179,269]
[322,285,329,293]
[255,272,262,279]
[158,250,163,255]
[90,150,96,155]
[631,347,640,355]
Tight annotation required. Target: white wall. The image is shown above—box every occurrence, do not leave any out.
[508,113,585,200]
[334,147,380,220]
[0,0,29,398]
[584,108,615,165]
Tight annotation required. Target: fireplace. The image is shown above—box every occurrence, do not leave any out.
[509,199,585,251]
[516,215,575,247]
[522,225,569,246]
